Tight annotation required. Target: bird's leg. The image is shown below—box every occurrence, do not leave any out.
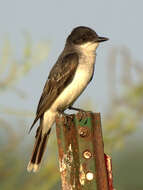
[68,106,88,121]
[58,110,73,118]
[68,106,85,112]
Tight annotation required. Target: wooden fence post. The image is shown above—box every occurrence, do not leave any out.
[55,112,114,190]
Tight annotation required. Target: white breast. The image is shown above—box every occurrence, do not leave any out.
[50,52,96,112]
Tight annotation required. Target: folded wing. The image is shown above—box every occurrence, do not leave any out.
[29,52,79,133]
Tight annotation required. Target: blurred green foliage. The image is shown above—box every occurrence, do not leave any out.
[0,34,50,91]
[103,47,143,154]
[0,40,142,190]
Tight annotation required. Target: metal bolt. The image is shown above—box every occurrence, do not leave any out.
[86,172,94,181]
[83,150,92,159]
[79,127,89,137]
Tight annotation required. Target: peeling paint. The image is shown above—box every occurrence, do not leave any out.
[79,164,86,186]
[59,144,73,172]
[59,158,67,172]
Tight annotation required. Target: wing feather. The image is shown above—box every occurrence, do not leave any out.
[29,52,79,132]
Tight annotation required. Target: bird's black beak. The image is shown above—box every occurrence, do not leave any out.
[95,36,109,43]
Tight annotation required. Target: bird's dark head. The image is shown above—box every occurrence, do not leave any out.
[67,26,109,45]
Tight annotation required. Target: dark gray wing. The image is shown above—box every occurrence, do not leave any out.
[29,52,79,132]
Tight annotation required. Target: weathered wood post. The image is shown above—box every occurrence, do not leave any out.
[55,112,114,190]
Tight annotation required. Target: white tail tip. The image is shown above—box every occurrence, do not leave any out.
[27,162,40,172]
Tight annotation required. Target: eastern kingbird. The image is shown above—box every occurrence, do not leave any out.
[27,26,108,172]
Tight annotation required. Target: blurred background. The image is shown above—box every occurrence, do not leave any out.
[0,0,143,189]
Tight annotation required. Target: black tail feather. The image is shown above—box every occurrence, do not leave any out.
[27,128,51,172]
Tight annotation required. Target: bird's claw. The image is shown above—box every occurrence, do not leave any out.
[77,110,90,122]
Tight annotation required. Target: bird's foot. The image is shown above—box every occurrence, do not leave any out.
[77,110,88,121]
[69,106,90,121]
[58,111,74,125]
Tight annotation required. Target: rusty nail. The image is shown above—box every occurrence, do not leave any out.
[79,127,89,137]
[86,171,94,181]
[83,150,92,159]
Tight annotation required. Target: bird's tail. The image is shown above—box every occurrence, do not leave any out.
[27,127,51,172]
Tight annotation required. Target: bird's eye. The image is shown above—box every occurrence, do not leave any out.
[82,37,86,41]
[82,35,86,41]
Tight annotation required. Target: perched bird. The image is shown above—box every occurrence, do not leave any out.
[27,26,108,172]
